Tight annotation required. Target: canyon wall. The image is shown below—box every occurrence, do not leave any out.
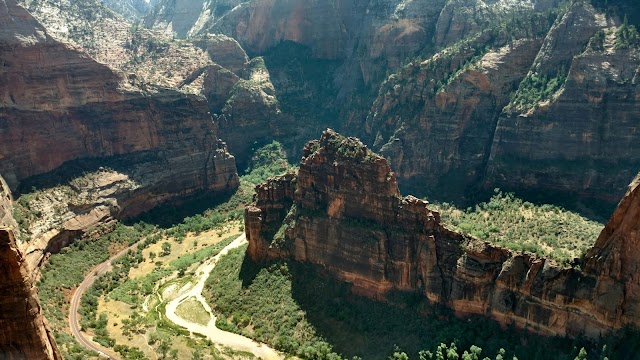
[0,176,61,360]
[368,1,640,202]
[0,0,239,269]
[485,3,640,203]
[144,0,640,205]
[246,129,640,338]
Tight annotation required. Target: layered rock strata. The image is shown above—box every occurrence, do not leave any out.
[485,4,640,202]
[1,0,239,269]
[0,176,61,360]
[246,129,640,338]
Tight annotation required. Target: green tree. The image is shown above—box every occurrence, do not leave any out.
[575,348,588,360]
[157,339,170,359]
[161,242,171,257]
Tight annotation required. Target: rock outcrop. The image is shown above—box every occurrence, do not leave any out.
[1,0,239,268]
[0,175,61,360]
[246,129,640,338]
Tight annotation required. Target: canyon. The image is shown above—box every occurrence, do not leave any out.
[1,0,239,272]
[246,129,640,338]
[1,0,640,357]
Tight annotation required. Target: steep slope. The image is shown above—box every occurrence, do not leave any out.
[18,0,228,90]
[365,1,640,203]
[367,35,543,198]
[101,0,155,21]
[0,175,61,360]
[144,0,248,38]
[584,174,640,326]
[0,0,239,269]
[246,129,640,338]
[486,3,640,203]
[29,0,640,206]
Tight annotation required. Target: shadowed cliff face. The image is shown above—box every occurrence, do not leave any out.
[0,176,61,360]
[0,0,239,269]
[246,129,640,338]
[485,4,640,203]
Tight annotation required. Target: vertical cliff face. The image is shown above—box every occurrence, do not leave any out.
[584,173,640,326]
[0,176,61,360]
[366,1,640,203]
[0,0,238,192]
[246,130,640,338]
[486,4,640,202]
[0,0,239,269]
[367,37,542,197]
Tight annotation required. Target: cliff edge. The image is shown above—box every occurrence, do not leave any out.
[0,175,61,359]
[246,129,640,338]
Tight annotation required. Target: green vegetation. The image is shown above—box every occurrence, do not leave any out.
[325,133,379,163]
[507,66,568,112]
[205,245,341,359]
[433,190,604,264]
[175,298,210,326]
[615,16,640,49]
[37,222,151,359]
[590,29,606,51]
[35,141,293,358]
[134,141,292,233]
[204,246,622,360]
[106,235,236,306]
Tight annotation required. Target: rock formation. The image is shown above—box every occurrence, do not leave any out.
[25,0,640,205]
[369,1,640,203]
[367,36,543,198]
[485,3,640,203]
[0,175,61,360]
[0,0,239,269]
[246,129,640,338]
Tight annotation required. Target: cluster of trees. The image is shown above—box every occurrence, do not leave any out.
[436,190,602,264]
[507,65,568,112]
[615,16,640,49]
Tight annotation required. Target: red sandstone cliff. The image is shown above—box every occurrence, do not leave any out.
[246,129,640,338]
[0,0,239,269]
[0,176,61,360]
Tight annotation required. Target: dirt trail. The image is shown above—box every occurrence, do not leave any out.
[165,234,283,360]
[70,240,146,360]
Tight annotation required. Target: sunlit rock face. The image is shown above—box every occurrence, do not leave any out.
[0,0,239,269]
[246,129,640,338]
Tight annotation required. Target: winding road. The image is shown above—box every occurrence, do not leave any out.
[70,233,282,359]
[164,234,283,360]
[69,240,145,360]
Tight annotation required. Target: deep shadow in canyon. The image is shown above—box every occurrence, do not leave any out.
[236,253,640,360]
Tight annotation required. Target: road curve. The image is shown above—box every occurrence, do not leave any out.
[69,240,145,360]
[165,234,283,360]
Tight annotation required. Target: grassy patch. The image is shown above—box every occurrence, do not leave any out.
[433,190,604,264]
[204,245,341,359]
[175,298,210,326]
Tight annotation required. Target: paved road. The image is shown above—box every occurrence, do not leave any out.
[69,240,145,360]
[165,234,283,360]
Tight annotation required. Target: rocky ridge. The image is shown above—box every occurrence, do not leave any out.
[0,175,61,359]
[246,129,640,338]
